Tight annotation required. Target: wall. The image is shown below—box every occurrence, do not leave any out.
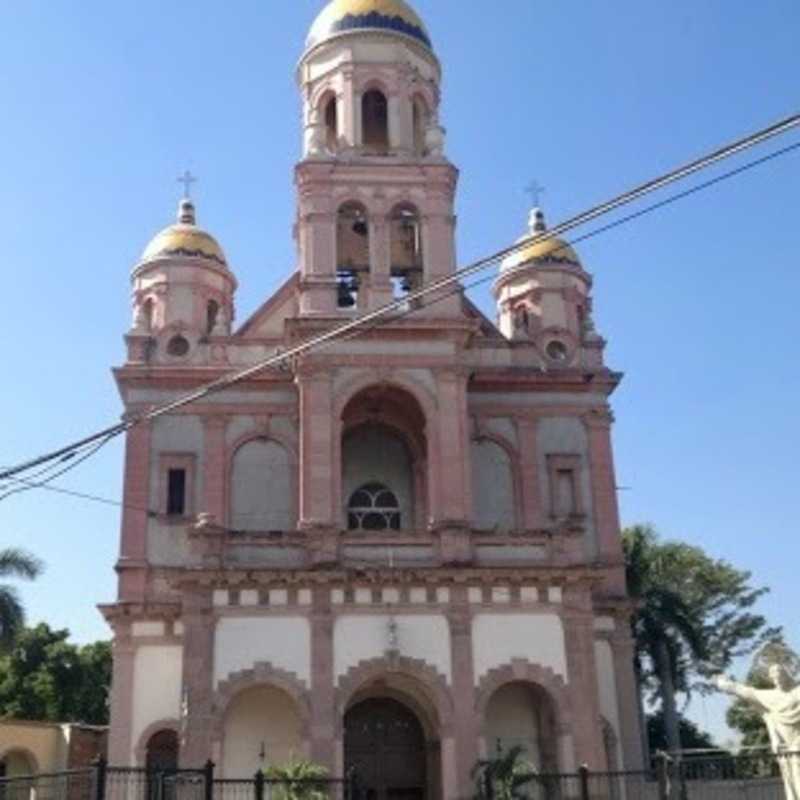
[0,721,66,774]
[472,614,567,683]
[471,439,515,531]
[214,617,311,686]
[130,645,183,763]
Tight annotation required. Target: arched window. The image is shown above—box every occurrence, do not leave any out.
[230,439,294,531]
[336,202,370,308]
[471,439,516,531]
[362,89,389,152]
[324,95,338,152]
[412,96,429,155]
[206,299,219,335]
[348,482,401,531]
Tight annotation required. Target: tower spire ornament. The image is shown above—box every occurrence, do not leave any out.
[524,180,546,208]
[177,169,197,199]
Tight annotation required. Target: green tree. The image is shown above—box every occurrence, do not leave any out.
[623,525,778,756]
[0,623,111,724]
[646,710,718,753]
[726,637,800,749]
[0,547,43,650]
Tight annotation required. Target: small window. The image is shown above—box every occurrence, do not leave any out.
[324,96,338,152]
[206,300,219,335]
[546,454,583,518]
[167,468,186,516]
[347,482,400,531]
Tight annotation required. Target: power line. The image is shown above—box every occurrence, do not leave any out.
[0,112,798,485]
[5,136,799,515]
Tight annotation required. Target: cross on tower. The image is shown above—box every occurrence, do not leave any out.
[177,169,197,199]
[524,180,546,207]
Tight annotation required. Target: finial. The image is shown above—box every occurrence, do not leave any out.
[524,180,546,207]
[177,169,197,199]
[178,197,196,225]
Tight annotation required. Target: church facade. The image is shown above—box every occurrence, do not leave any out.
[101,1,644,797]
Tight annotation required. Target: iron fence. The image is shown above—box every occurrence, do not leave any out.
[0,753,796,800]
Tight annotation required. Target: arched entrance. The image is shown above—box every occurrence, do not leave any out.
[145,730,179,772]
[345,697,427,800]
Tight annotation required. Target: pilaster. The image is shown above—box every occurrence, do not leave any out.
[118,419,151,600]
[517,417,544,530]
[107,622,135,765]
[562,590,607,769]
[179,588,215,767]
[202,415,228,526]
[297,369,336,528]
[609,624,646,770]
[447,589,479,800]
[309,588,336,770]
[584,409,626,592]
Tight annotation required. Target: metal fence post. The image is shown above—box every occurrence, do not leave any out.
[203,760,215,800]
[254,770,264,800]
[578,764,590,800]
[93,756,107,800]
[655,752,670,800]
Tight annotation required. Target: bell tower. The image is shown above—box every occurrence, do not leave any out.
[294,0,459,318]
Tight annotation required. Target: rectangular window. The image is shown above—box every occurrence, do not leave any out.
[167,468,186,516]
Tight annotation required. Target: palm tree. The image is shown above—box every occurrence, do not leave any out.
[0,547,43,651]
[471,745,537,800]
[265,759,329,800]
[623,526,706,757]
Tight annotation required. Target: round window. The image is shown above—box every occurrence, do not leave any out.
[545,339,569,362]
[166,335,190,357]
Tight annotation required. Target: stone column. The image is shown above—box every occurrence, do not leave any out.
[584,409,626,592]
[367,214,394,309]
[418,182,460,316]
[341,69,357,148]
[297,370,335,528]
[447,589,479,800]
[202,415,228,525]
[517,417,543,530]
[180,587,215,767]
[309,588,336,771]
[107,621,135,765]
[118,419,151,600]
[433,370,473,564]
[562,590,607,770]
[609,623,646,770]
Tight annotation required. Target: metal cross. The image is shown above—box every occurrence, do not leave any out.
[177,169,197,199]
[524,180,546,207]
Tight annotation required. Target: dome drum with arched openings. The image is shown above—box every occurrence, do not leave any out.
[306,0,432,53]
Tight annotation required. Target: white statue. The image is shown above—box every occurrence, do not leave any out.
[715,665,800,800]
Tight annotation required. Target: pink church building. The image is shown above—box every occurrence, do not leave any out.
[101,1,644,797]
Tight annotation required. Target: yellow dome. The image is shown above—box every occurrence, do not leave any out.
[306,0,432,51]
[501,209,582,272]
[140,200,227,267]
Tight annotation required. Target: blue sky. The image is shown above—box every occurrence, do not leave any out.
[0,1,797,742]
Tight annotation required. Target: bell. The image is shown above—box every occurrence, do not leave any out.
[337,281,356,308]
[352,220,368,237]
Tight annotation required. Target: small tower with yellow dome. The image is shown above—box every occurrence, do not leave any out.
[127,197,237,364]
[294,0,458,316]
[494,207,606,369]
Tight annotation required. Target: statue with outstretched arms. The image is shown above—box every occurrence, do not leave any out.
[714,665,800,800]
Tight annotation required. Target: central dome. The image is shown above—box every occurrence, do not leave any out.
[306,0,432,52]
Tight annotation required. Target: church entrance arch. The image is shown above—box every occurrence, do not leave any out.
[345,696,427,800]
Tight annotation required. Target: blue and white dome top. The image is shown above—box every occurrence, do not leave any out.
[306,0,433,52]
